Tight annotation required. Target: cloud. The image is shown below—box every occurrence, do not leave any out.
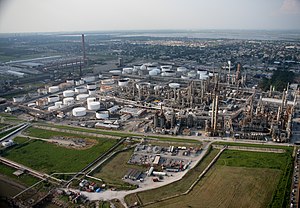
[280,0,300,13]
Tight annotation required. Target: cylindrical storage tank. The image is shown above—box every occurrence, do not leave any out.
[75,87,87,94]
[118,78,130,87]
[147,65,157,71]
[109,70,122,75]
[48,95,59,103]
[197,70,207,75]
[123,67,133,74]
[140,64,147,70]
[87,97,96,104]
[177,67,188,72]
[55,101,63,108]
[88,101,100,110]
[88,89,97,95]
[164,70,176,77]
[200,74,209,80]
[48,86,59,93]
[82,76,95,83]
[133,65,141,72]
[48,106,58,111]
[63,90,75,97]
[161,65,172,72]
[27,103,36,107]
[181,75,190,80]
[76,94,89,101]
[72,107,86,117]
[98,74,103,79]
[75,80,81,86]
[96,110,109,119]
[149,70,158,76]
[66,79,75,85]
[86,83,97,90]
[169,83,180,89]
[101,79,115,85]
[63,97,75,105]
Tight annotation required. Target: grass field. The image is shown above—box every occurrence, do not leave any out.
[34,123,201,144]
[145,166,281,208]
[2,136,117,174]
[125,147,219,206]
[126,145,292,208]
[93,149,145,189]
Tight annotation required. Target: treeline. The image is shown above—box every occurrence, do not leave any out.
[259,70,294,92]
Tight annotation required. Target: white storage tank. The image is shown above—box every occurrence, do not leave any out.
[63,90,75,97]
[101,79,115,85]
[169,83,180,89]
[87,97,96,104]
[187,71,197,78]
[82,76,95,83]
[149,70,158,76]
[88,89,97,95]
[48,86,59,93]
[96,110,109,119]
[76,94,89,101]
[177,67,188,72]
[118,78,130,87]
[133,65,141,72]
[98,74,103,79]
[88,101,100,110]
[123,67,133,74]
[48,95,60,103]
[109,70,122,75]
[181,75,190,80]
[163,70,176,77]
[72,107,86,117]
[63,97,75,105]
[161,65,172,72]
[87,83,97,90]
[48,106,58,111]
[200,74,209,80]
[197,70,208,75]
[66,79,75,85]
[55,101,63,107]
[75,87,87,94]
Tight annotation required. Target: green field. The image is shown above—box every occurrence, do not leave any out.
[125,147,219,206]
[126,144,292,208]
[93,149,145,189]
[145,166,281,208]
[2,136,117,174]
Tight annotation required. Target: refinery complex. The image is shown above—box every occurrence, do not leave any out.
[0,31,300,208]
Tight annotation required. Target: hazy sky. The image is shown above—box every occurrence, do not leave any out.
[0,0,300,33]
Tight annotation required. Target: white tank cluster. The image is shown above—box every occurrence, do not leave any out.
[63,90,75,97]
[88,101,100,110]
[86,83,97,90]
[118,78,130,87]
[169,83,181,89]
[48,86,59,93]
[82,76,96,83]
[75,86,87,94]
[48,95,60,103]
[72,107,87,117]
[63,97,75,105]
[96,110,109,119]
[76,94,89,101]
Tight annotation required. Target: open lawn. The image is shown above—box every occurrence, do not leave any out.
[93,149,145,189]
[2,136,117,173]
[145,166,281,208]
[125,147,219,206]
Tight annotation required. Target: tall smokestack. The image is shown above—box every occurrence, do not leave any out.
[82,34,86,60]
